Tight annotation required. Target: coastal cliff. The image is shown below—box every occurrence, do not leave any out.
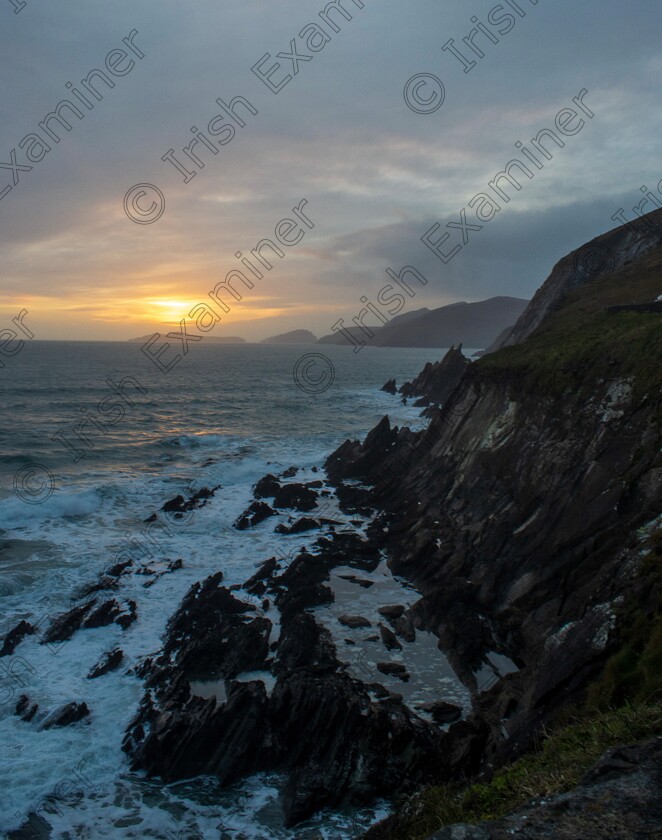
[326,212,662,837]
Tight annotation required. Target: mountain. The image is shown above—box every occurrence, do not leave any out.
[318,296,527,348]
[262,329,318,345]
[128,334,245,344]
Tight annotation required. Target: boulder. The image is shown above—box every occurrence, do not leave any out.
[377,662,410,681]
[339,615,372,629]
[273,483,319,512]
[1,620,35,656]
[39,702,90,730]
[88,648,124,679]
[234,501,276,530]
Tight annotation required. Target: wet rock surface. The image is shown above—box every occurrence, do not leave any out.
[39,701,90,730]
[123,531,462,826]
[88,648,124,679]
[234,500,276,530]
[0,620,35,656]
[15,694,38,722]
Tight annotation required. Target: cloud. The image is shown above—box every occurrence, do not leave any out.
[0,0,660,339]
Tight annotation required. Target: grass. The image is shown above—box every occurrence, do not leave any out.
[395,701,662,840]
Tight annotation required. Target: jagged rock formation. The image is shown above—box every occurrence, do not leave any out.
[399,345,470,406]
[325,211,661,784]
[122,537,452,826]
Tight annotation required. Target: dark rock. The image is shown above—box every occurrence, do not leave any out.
[234,501,276,530]
[117,600,137,630]
[338,574,374,588]
[378,605,405,620]
[124,573,450,828]
[339,615,372,629]
[399,346,469,406]
[5,810,53,839]
[143,558,184,588]
[379,624,403,651]
[377,662,410,681]
[254,473,281,498]
[282,466,299,479]
[157,486,219,520]
[83,598,123,629]
[381,378,397,395]
[275,517,320,535]
[106,560,133,578]
[245,557,279,591]
[15,694,38,722]
[415,700,462,724]
[272,553,334,617]
[162,574,271,678]
[1,620,35,656]
[88,648,124,679]
[273,483,319,512]
[78,573,121,598]
[162,494,186,513]
[325,415,400,484]
[40,602,94,644]
[39,702,90,730]
[367,683,403,701]
[393,614,416,644]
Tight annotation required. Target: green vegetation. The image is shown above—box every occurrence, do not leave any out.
[396,701,662,840]
[388,525,662,840]
[477,250,662,401]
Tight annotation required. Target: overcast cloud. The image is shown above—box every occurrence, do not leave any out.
[1,0,660,340]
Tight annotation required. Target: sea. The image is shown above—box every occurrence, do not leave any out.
[0,341,467,839]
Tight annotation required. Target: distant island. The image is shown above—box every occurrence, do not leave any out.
[128,334,246,344]
[261,329,318,345]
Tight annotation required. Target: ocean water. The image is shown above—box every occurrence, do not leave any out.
[0,341,461,839]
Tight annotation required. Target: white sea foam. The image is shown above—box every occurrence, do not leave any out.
[0,344,452,837]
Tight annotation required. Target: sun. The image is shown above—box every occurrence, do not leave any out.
[147,299,193,323]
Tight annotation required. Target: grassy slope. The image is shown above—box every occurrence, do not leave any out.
[477,249,662,401]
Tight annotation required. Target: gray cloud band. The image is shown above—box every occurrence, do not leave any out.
[0,30,145,204]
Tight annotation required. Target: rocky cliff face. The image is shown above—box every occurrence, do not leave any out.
[326,213,662,789]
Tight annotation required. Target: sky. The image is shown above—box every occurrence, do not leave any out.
[0,0,660,341]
